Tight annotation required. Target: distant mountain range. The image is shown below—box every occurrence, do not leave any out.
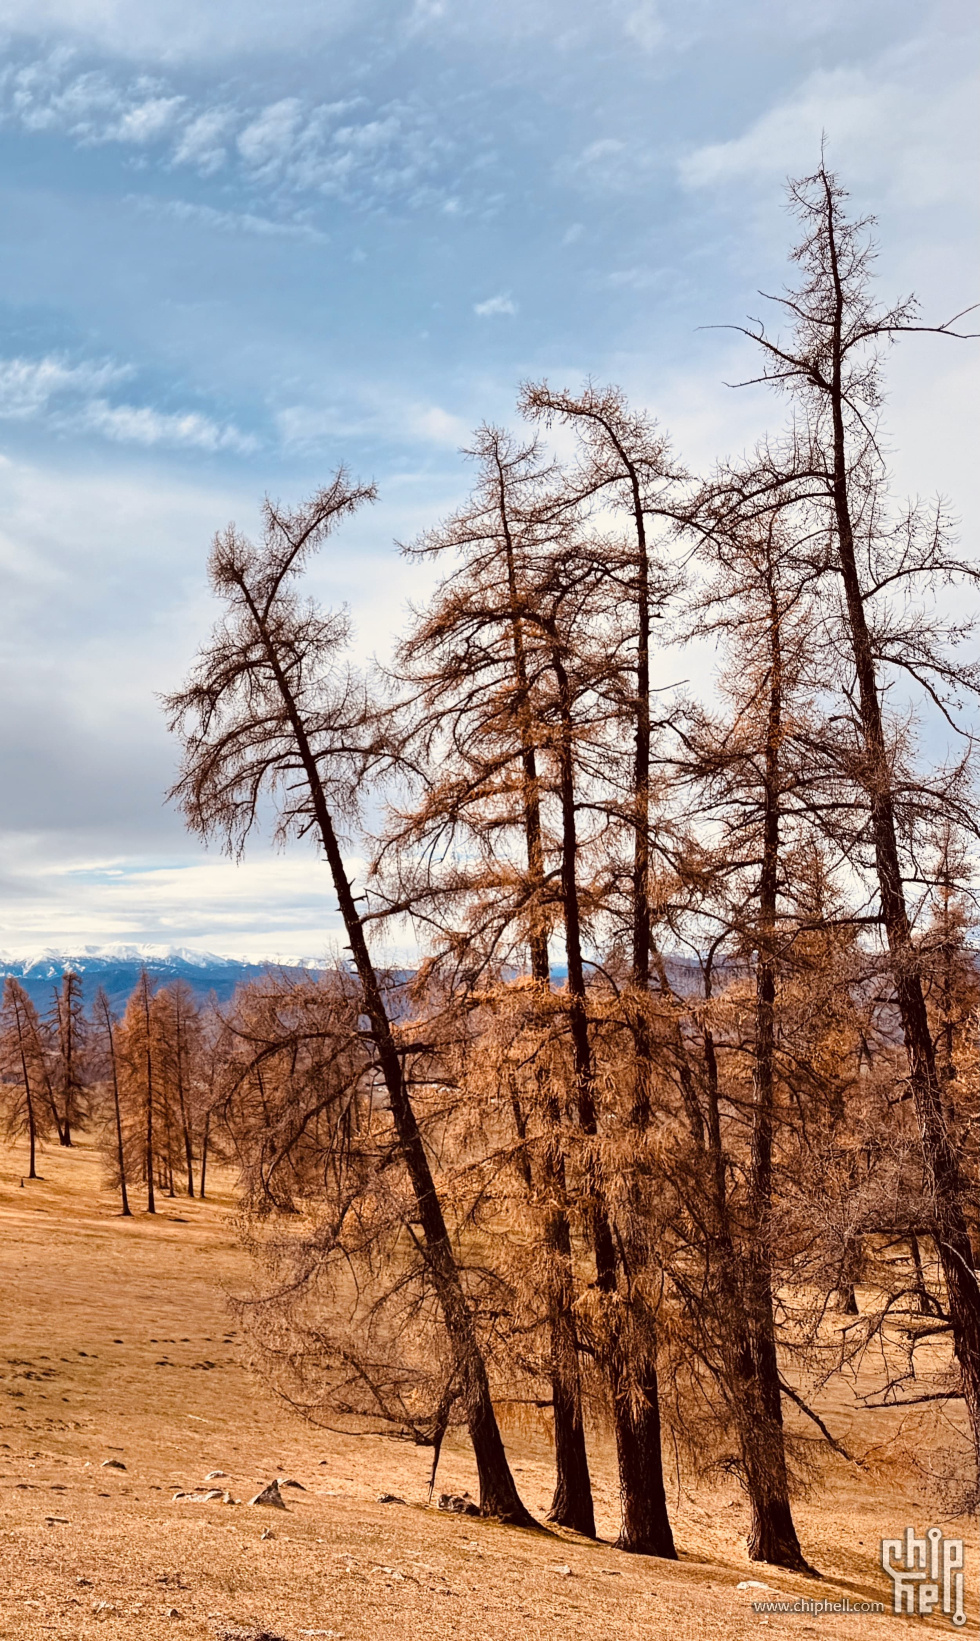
[0,945,711,1015]
[0,946,324,1011]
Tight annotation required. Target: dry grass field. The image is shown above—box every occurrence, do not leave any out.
[0,1136,973,1640]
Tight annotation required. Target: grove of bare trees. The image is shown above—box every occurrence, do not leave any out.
[4,164,976,1574]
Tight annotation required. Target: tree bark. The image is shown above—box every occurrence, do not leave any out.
[550,640,675,1558]
[820,173,980,1463]
[245,584,535,1528]
[99,997,131,1218]
[141,975,156,1215]
[741,554,808,1570]
[495,451,596,1536]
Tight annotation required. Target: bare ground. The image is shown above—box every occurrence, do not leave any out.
[0,1138,973,1639]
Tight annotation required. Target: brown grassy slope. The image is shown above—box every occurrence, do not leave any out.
[0,1137,972,1640]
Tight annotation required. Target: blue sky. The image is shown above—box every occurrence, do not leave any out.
[0,0,976,958]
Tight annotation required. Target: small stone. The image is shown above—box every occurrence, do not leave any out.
[553,1564,573,1576]
[172,1491,186,1501]
[737,1580,772,1591]
[166,1607,181,1619]
[45,1515,70,1524]
[260,1526,275,1540]
[101,1459,126,1470]
[279,1477,305,1489]
[377,1493,406,1505]
[222,1491,239,1505]
[205,1470,228,1480]
[248,1480,286,1509]
[76,1577,93,1586]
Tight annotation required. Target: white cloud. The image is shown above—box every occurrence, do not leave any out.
[0,54,464,212]
[128,194,326,241]
[474,293,517,316]
[78,401,257,453]
[679,51,979,211]
[170,106,233,172]
[0,355,129,417]
[624,1,664,52]
[0,353,255,454]
[0,846,350,959]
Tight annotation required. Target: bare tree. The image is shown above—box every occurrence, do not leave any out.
[709,162,980,1465]
[93,986,131,1217]
[0,978,48,1179]
[164,474,535,1526]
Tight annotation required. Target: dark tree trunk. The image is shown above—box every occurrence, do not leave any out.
[102,1002,131,1218]
[12,1004,39,1182]
[821,175,980,1465]
[199,1113,210,1200]
[541,1116,595,1537]
[249,604,534,1528]
[174,1024,195,1198]
[141,976,156,1215]
[551,642,675,1558]
[741,557,807,1571]
[496,464,596,1536]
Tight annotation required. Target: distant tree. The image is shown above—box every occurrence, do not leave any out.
[0,978,50,1178]
[93,986,131,1217]
[117,969,158,1214]
[48,970,87,1146]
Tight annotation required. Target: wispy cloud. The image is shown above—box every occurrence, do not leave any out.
[127,194,327,241]
[0,354,256,454]
[679,53,979,209]
[0,51,471,213]
[473,293,517,317]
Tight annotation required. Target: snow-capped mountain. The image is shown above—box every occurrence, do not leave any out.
[0,946,326,1009]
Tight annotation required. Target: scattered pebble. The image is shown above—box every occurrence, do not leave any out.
[101,1459,126,1471]
[249,1480,286,1509]
[377,1493,406,1505]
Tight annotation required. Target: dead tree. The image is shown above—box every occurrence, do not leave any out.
[392,425,595,1535]
[94,987,131,1217]
[713,162,980,1467]
[0,978,47,1179]
[164,474,535,1527]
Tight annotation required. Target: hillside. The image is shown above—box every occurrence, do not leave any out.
[0,1138,970,1639]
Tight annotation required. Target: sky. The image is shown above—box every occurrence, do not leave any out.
[0,0,976,960]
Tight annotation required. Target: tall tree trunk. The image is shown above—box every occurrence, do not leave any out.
[59,974,74,1147]
[141,976,156,1215]
[13,1004,39,1181]
[199,1112,210,1200]
[821,175,980,1463]
[496,455,595,1537]
[742,563,807,1570]
[550,641,675,1558]
[100,999,131,1218]
[249,595,534,1528]
[174,1017,196,1198]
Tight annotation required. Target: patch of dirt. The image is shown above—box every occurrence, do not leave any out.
[0,1138,972,1638]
